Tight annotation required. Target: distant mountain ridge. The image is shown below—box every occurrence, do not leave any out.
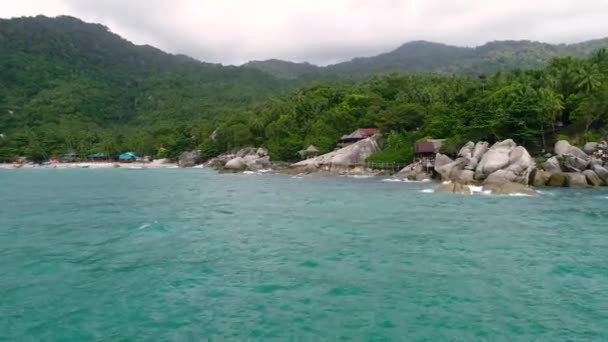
[243,39,608,79]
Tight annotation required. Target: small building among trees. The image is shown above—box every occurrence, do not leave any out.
[298,145,320,159]
[337,128,379,148]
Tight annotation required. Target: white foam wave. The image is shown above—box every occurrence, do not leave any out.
[138,223,152,230]
[508,193,534,197]
[420,189,435,193]
[243,171,256,174]
[382,178,432,183]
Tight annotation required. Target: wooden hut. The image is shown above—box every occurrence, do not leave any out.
[337,128,379,148]
[414,139,445,168]
[298,145,320,159]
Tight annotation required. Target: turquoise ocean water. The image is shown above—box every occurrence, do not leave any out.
[1,169,607,340]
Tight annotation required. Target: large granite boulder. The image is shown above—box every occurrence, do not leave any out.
[559,154,589,173]
[554,140,588,159]
[292,135,382,168]
[475,139,517,180]
[532,169,551,187]
[224,157,246,170]
[458,141,475,158]
[245,156,271,170]
[591,164,608,184]
[590,159,604,168]
[584,142,599,155]
[434,154,453,169]
[547,173,567,187]
[565,173,589,187]
[484,169,518,185]
[178,150,201,167]
[465,157,478,170]
[583,170,604,186]
[435,158,467,181]
[505,146,535,184]
[472,142,490,160]
[236,147,257,158]
[543,157,562,173]
[453,169,475,184]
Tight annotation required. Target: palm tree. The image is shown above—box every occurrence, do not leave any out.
[575,64,602,94]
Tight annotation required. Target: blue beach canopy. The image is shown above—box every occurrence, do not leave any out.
[118,152,139,160]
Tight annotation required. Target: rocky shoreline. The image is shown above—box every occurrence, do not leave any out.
[199,134,608,196]
[8,135,607,198]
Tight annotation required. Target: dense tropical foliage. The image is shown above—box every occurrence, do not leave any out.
[1,16,607,163]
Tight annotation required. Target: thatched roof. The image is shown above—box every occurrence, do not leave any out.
[305,145,319,153]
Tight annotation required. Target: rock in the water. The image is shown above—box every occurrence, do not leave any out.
[435,182,473,195]
[559,154,589,173]
[554,140,588,159]
[543,157,562,173]
[396,162,427,180]
[475,139,517,180]
[583,170,604,186]
[592,164,608,184]
[458,141,475,158]
[292,135,382,168]
[584,142,599,155]
[224,157,246,170]
[178,151,201,167]
[532,169,551,187]
[547,173,567,187]
[483,182,539,196]
[472,142,489,160]
[565,172,589,187]
[416,172,431,182]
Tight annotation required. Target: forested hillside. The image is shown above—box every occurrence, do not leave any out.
[0,15,286,161]
[245,39,608,79]
[1,15,607,163]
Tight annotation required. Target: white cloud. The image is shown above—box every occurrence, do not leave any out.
[2,0,608,65]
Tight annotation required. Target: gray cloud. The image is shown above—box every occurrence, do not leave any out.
[3,0,608,65]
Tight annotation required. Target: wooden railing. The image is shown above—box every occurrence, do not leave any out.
[362,162,408,171]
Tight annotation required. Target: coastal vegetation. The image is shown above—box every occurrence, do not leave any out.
[1,16,608,163]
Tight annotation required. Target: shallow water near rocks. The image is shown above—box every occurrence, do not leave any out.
[1,169,608,340]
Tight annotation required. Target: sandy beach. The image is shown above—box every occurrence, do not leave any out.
[0,161,180,170]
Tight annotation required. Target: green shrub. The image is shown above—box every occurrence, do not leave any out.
[439,135,468,156]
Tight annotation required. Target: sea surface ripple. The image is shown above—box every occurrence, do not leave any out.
[1,169,607,340]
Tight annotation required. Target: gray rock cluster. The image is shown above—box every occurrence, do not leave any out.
[536,140,608,187]
[206,147,271,171]
[178,151,201,167]
[434,139,538,195]
[292,135,382,169]
[435,139,535,186]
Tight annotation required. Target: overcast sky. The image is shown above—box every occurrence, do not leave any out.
[2,0,608,65]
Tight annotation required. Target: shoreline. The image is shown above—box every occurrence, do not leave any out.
[0,162,179,170]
